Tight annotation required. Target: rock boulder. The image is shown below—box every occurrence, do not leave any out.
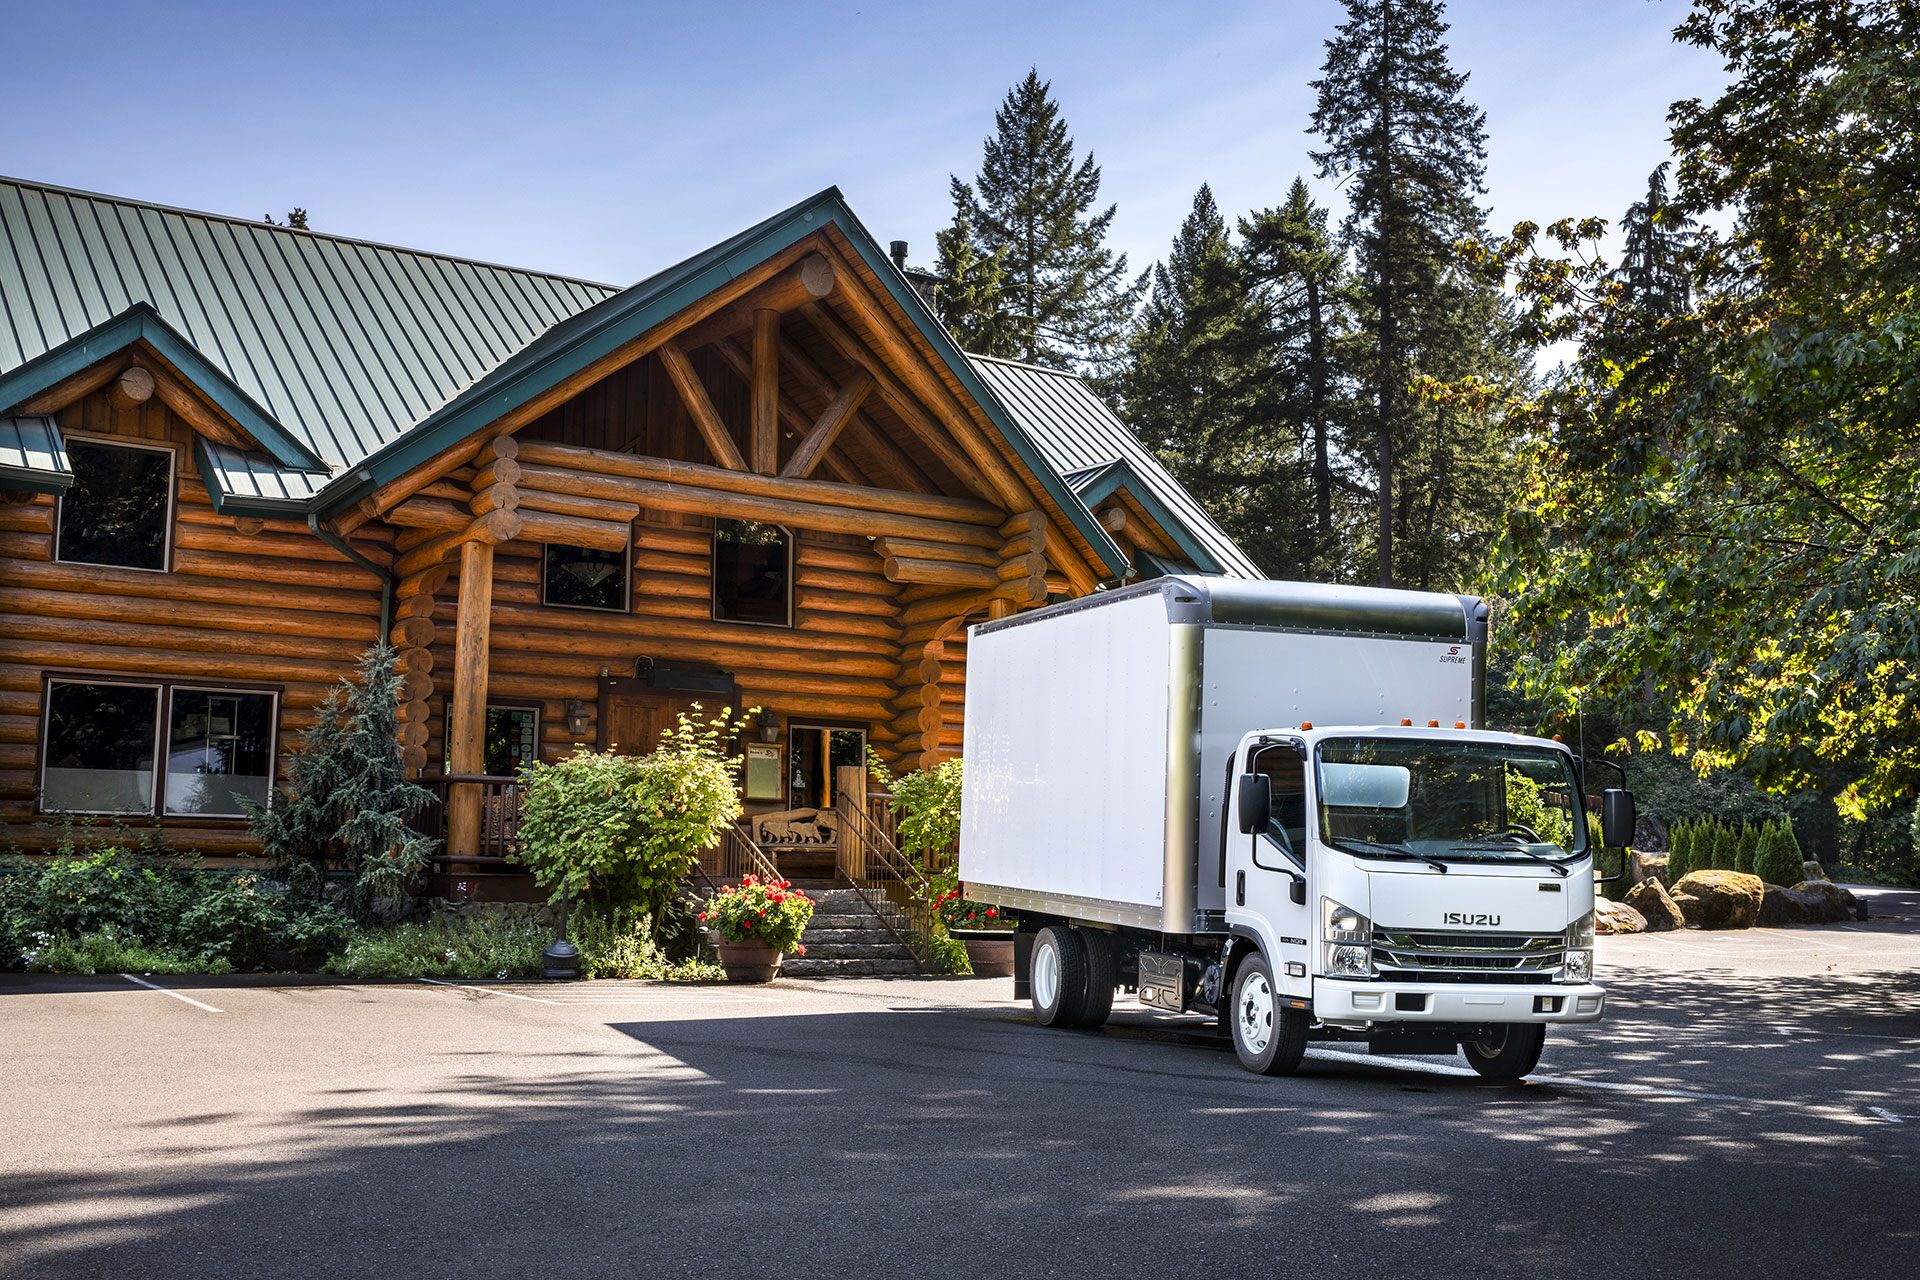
[1626,877,1687,932]
[1802,860,1830,884]
[1595,898,1647,934]
[1630,850,1671,888]
[1671,870,1765,929]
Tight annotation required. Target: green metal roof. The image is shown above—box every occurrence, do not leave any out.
[0,176,617,469]
[968,356,1262,578]
[0,414,70,493]
[193,438,328,517]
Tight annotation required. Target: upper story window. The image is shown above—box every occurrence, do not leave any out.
[56,437,174,572]
[712,519,791,627]
[543,542,629,612]
[41,677,277,817]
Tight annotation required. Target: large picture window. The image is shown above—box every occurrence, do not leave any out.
[56,438,174,571]
[543,542,629,612]
[41,678,277,817]
[712,519,791,626]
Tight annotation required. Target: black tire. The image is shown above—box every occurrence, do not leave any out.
[1229,953,1308,1075]
[1461,1023,1547,1080]
[1073,929,1119,1029]
[1031,926,1089,1028]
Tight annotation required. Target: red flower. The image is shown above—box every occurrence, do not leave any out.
[986,908,997,917]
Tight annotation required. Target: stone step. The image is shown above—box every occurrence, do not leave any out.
[801,927,899,945]
[782,956,923,978]
[796,940,918,961]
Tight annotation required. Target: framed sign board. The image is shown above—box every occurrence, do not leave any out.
[744,743,782,801]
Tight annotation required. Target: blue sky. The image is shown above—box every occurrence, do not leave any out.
[4,1,1721,288]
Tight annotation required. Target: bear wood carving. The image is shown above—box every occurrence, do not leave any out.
[754,808,841,848]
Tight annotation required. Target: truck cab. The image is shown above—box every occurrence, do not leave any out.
[1220,724,1618,1077]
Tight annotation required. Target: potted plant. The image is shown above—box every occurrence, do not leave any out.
[935,874,1017,977]
[699,874,814,982]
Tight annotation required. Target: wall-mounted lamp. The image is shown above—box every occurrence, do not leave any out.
[758,712,781,743]
[565,699,592,737]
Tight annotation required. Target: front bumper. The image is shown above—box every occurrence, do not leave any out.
[1315,977,1605,1025]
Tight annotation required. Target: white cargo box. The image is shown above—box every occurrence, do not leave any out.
[959,577,1485,934]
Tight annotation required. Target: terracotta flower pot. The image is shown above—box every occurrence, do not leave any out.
[714,938,783,983]
[950,928,1015,978]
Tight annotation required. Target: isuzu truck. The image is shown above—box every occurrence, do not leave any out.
[958,577,1634,1079]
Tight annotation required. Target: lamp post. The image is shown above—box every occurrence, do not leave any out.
[543,882,581,979]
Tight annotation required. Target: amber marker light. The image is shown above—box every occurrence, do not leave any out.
[1427,719,1440,727]
[1300,722,1313,730]
[1401,718,1412,726]
[1454,721,1467,729]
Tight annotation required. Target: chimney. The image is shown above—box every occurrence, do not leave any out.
[889,240,909,271]
[889,239,940,308]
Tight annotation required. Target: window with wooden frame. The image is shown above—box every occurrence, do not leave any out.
[542,542,630,612]
[711,519,792,627]
[55,436,175,572]
[40,676,279,817]
[442,702,542,777]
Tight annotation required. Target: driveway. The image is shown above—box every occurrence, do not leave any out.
[2,892,1916,1279]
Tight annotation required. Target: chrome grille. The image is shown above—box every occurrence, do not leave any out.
[1374,928,1563,980]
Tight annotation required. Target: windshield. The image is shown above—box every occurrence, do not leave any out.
[1315,737,1587,864]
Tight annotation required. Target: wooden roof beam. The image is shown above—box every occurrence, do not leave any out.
[707,337,874,489]
[775,332,936,495]
[780,368,872,480]
[675,253,836,353]
[657,339,748,471]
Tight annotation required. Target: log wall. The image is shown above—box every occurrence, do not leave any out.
[0,386,387,856]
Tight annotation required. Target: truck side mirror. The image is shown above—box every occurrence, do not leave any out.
[1236,774,1272,836]
[1601,789,1636,848]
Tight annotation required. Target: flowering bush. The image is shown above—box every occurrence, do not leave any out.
[517,706,749,924]
[699,875,814,954]
[868,751,963,860]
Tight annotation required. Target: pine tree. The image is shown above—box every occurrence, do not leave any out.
[1310,0,1507,588]
[934,190,1016,358]
[1714,821,1739,872]
[1754,821,1802,887]
[1614,162,1692,320]
[1734,822,1758,874]
[943,70,1144,378]
[1239,178,1351,577]
[1668,820,1691,882]
[246,644,433,919]
[1122,186,1315,576]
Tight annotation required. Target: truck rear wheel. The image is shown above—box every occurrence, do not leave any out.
[1461,1023,1546,1080]
[1230,954,1308,1075]
[1074,929,1118,1029]
[1031,926,1089,1027]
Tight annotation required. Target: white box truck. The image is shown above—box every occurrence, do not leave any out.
[959,576,1634,1079]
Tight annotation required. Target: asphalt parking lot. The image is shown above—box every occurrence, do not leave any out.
[3,887,1917,1280]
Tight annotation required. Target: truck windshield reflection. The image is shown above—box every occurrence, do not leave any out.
[1315,737,1586,863]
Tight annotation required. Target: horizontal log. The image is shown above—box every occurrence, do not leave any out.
[396,564,452,601]
[398,698,431,725]
[396,648,434,674]
[400,670,434,703]
[0,586,379,645]
[468,483,520,516]
[514,440,1003,527]
[172,524,374,567]
[873,536,997,568]
[477,435,518,465]
[675,253,837,352]
[390,616,436,649]
[394,594,437,621]
[398,721,429,747]
[0,638,358,686]
[2,611,372,661]
[386,496,629,552]
[517,487,642,524]
[472,458,521,490]
[0,506,53,535]
[519,464,1001,549]
[0,556,382,616]
[400,744,429,772]
[998,551,1048,580]
[883,556,998,589]
[393,509,520,579]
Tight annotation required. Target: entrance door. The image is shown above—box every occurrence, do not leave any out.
[596,679,725,757]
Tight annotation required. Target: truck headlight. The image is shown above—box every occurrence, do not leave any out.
[1563,911,1595,982]
[1322,897,1372,977]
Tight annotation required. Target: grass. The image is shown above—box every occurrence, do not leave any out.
[23,927,232,976]
[319,910,726,981]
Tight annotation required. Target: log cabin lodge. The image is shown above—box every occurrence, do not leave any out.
[0,176,1258,894]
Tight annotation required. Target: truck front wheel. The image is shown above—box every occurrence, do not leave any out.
[1230,954,1308,1075]
[1031,926,1089,1027]
[1461,1024,1546,1080]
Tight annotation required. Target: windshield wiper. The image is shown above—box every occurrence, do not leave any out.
[1448,833,1572,877]
[1326,836,1449,874]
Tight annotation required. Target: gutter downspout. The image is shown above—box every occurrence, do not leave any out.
[310,511,394,641]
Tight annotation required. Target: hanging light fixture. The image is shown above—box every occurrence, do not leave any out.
[565,699,591,737]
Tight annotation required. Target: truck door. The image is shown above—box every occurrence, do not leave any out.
[1227,740,1314,1000]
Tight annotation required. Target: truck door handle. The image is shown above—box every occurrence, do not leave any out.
[1235,870,1245,906]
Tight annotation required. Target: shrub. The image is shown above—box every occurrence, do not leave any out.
[1755,820,1806,887]
[1713,821,1739,871]
[1667,821,1692,882]
[322,914,547,979]
[869,752,964,861]
[699,874,814,954]
[1734,823,1759,874]
[928,932,972,975]
[517,707,749,923]
[570,907,725,981]
[245,644,433,920]
[26,927,227,976]
[27,847,193,944]
[175,873,294,969]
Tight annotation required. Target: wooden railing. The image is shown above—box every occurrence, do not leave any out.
[416,774,525,868]
[696,819,783,886]
[835,776,934,974]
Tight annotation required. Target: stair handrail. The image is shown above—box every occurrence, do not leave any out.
[834,789,934,973]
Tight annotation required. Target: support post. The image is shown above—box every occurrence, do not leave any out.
[752,308,780,475]
[446,538,495,860]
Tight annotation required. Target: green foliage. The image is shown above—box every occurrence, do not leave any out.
[698,874,814,955]
[516,706,748,921]
[934,191,1015,359]
[1714,822,1739,872]
[26,928,229,976]
[941,69,1144,378]
[1668,821,1693,881]
[322,915,548,979]
[868,752,964,862]
[1485,0,1920,816]
[1504,770,1575,850]
[570,907,725,981]
[246,644,432,920]
[26,846,192,942]
[928,932,972,976]
[1734,823,1759,875]
[1753,819,1806,888]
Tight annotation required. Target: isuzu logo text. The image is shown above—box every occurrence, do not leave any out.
[1443,911,1501,926]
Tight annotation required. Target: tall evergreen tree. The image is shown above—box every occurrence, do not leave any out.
[1241,178,1351,577]
[942,70,1143,378]
[1122,186,1315,576]
[934,192,1016,358]
[1310,0,1501,587]
[1614,162,1694,320]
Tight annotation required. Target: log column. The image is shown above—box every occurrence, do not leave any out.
[445,536,496,859]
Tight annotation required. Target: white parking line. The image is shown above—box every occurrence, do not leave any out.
[416,978,558,1004]
[121,973,223,1013]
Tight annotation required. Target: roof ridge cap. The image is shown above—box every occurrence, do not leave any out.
[0,173,621,293]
